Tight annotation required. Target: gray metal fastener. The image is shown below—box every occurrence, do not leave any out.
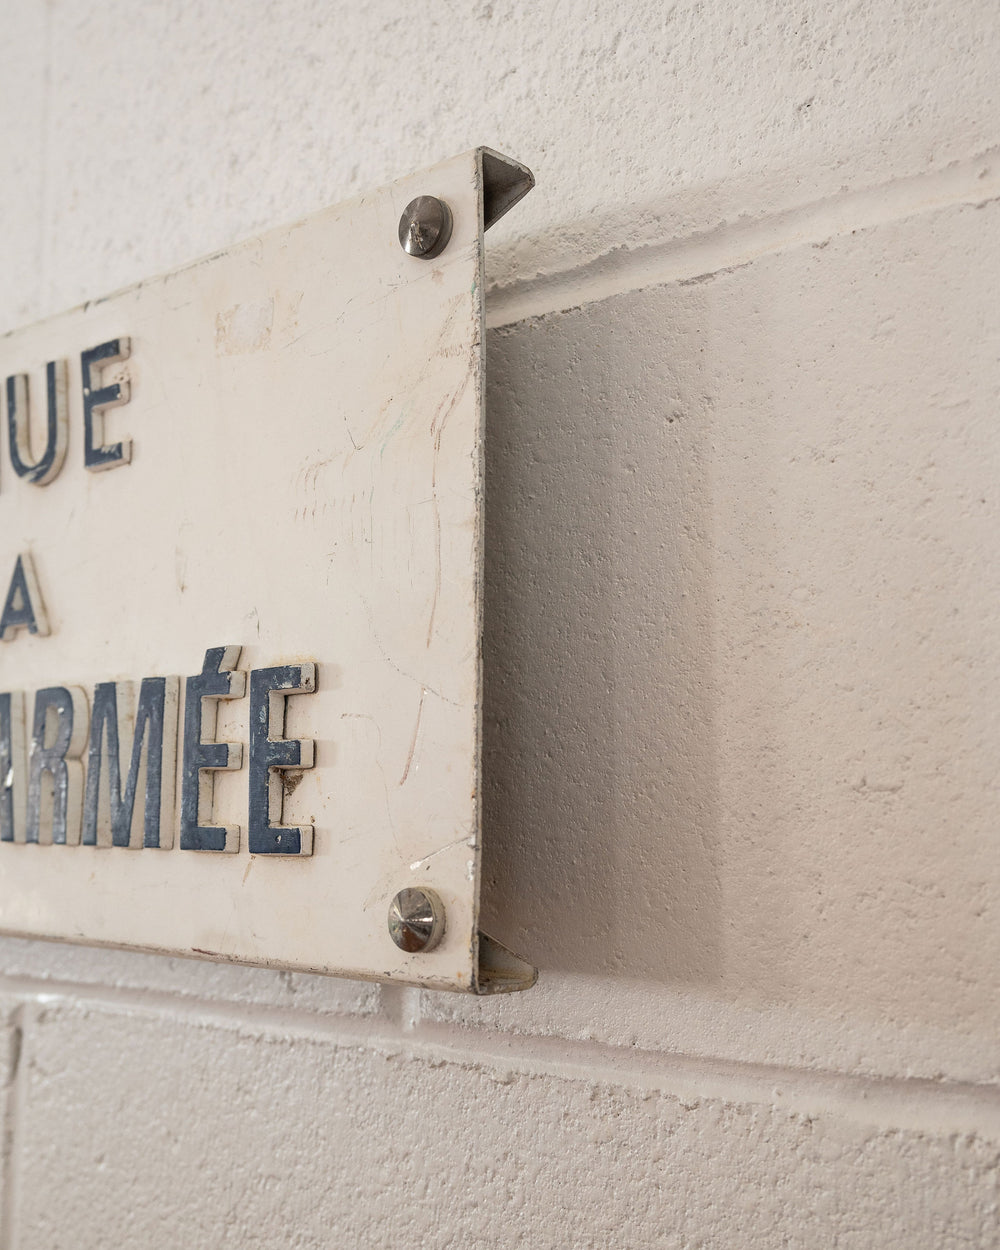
[398,196,453,259]
[388,887,446,952]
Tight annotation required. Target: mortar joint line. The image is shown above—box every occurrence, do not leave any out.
[0,970,996,1141]
[486,146,1000,328]
[0,1000,33,1250]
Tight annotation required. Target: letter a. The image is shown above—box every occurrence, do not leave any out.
[0,553,48,641]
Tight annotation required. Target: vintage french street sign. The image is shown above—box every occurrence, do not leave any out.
[0,148,536,993]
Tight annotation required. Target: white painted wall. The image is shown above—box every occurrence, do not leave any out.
[0,1,997,1244]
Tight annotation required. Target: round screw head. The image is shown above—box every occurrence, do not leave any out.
[388,887,446,953]
[398,196,453,259]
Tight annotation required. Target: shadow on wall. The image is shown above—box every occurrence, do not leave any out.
[481,292,723,986]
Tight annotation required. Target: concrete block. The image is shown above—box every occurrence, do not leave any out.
[12,1002,999,1249]
[462,196,1000,1082]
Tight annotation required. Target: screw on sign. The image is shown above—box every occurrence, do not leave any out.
[388,888,446,952]
[397,196,453,258]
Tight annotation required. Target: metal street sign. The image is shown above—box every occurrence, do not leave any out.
[0,148,535,994]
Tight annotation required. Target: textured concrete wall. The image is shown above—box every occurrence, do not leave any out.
[0,1,997,1245]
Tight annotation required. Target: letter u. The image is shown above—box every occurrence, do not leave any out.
[6,360,68,486]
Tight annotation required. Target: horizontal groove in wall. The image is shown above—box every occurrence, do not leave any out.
[0,974,996,1140]
[486,148,1000,328]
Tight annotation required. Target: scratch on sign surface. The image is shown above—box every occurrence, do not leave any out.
[398,688,426,785]
[410,834,476,872]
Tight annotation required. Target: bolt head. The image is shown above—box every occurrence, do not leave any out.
[388,887,446,953]
[398,196,453,259]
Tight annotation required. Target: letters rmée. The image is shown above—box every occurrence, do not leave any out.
[0,646,316,857]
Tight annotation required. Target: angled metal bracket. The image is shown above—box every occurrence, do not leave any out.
[476,930,537,993]
[479,147,535,232]
[472,146,537,994]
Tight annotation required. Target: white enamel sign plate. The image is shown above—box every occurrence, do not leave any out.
[0,149,535,993]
